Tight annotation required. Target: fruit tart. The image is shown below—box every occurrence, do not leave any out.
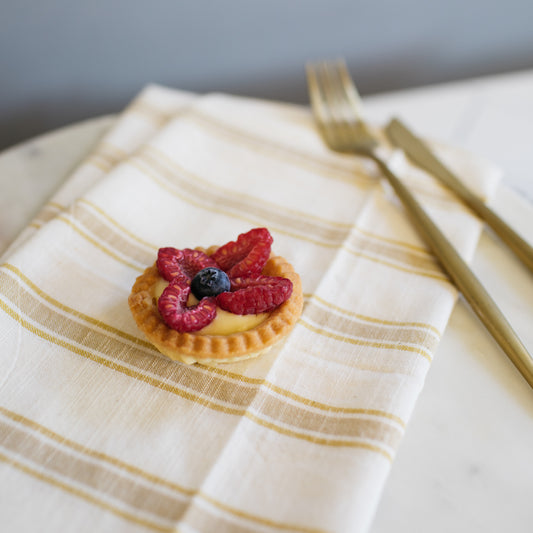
[128,228,303,364]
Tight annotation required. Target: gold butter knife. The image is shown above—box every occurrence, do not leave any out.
[385,117,533,274]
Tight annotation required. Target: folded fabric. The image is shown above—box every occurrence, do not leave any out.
[0,85,501,533]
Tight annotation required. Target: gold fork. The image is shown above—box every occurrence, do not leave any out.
[306,59,533,389]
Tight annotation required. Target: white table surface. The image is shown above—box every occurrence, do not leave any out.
[2,71,533,532]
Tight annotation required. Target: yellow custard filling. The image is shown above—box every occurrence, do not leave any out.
[152,278,268,335]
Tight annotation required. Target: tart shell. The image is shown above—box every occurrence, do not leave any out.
[128,247,303,364]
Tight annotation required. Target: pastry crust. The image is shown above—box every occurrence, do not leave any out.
[128,247,303,364]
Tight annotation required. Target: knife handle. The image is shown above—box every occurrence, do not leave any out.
[386,118,533,274]
[371,149,533,390]
[455,181,533,273]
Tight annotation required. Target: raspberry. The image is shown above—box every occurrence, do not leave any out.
[158,280,217,332]
[212,228,273,278]
[217,275,293,315]
[157,248,218,283]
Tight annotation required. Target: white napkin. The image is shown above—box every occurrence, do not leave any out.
[0,85,501,533]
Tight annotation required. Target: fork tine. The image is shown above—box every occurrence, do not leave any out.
[322,61,357,147]
[336,60,365,117]
[323,63,349,132]
[306,62,341,150]
[307,61,354,151]
[332,60,378,145]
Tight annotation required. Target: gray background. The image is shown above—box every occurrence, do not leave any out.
[2,0,533,151]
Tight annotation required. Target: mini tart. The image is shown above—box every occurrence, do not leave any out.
[128,246,303,364]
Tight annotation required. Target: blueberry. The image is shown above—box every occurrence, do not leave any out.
[191,267,231,299]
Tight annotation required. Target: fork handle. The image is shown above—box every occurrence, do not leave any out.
[371,149,533,389]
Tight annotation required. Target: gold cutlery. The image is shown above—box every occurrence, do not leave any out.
[306,59,533,389]
[386,117,533,273]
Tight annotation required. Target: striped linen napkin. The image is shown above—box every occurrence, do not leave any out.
[0,85,500,533]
